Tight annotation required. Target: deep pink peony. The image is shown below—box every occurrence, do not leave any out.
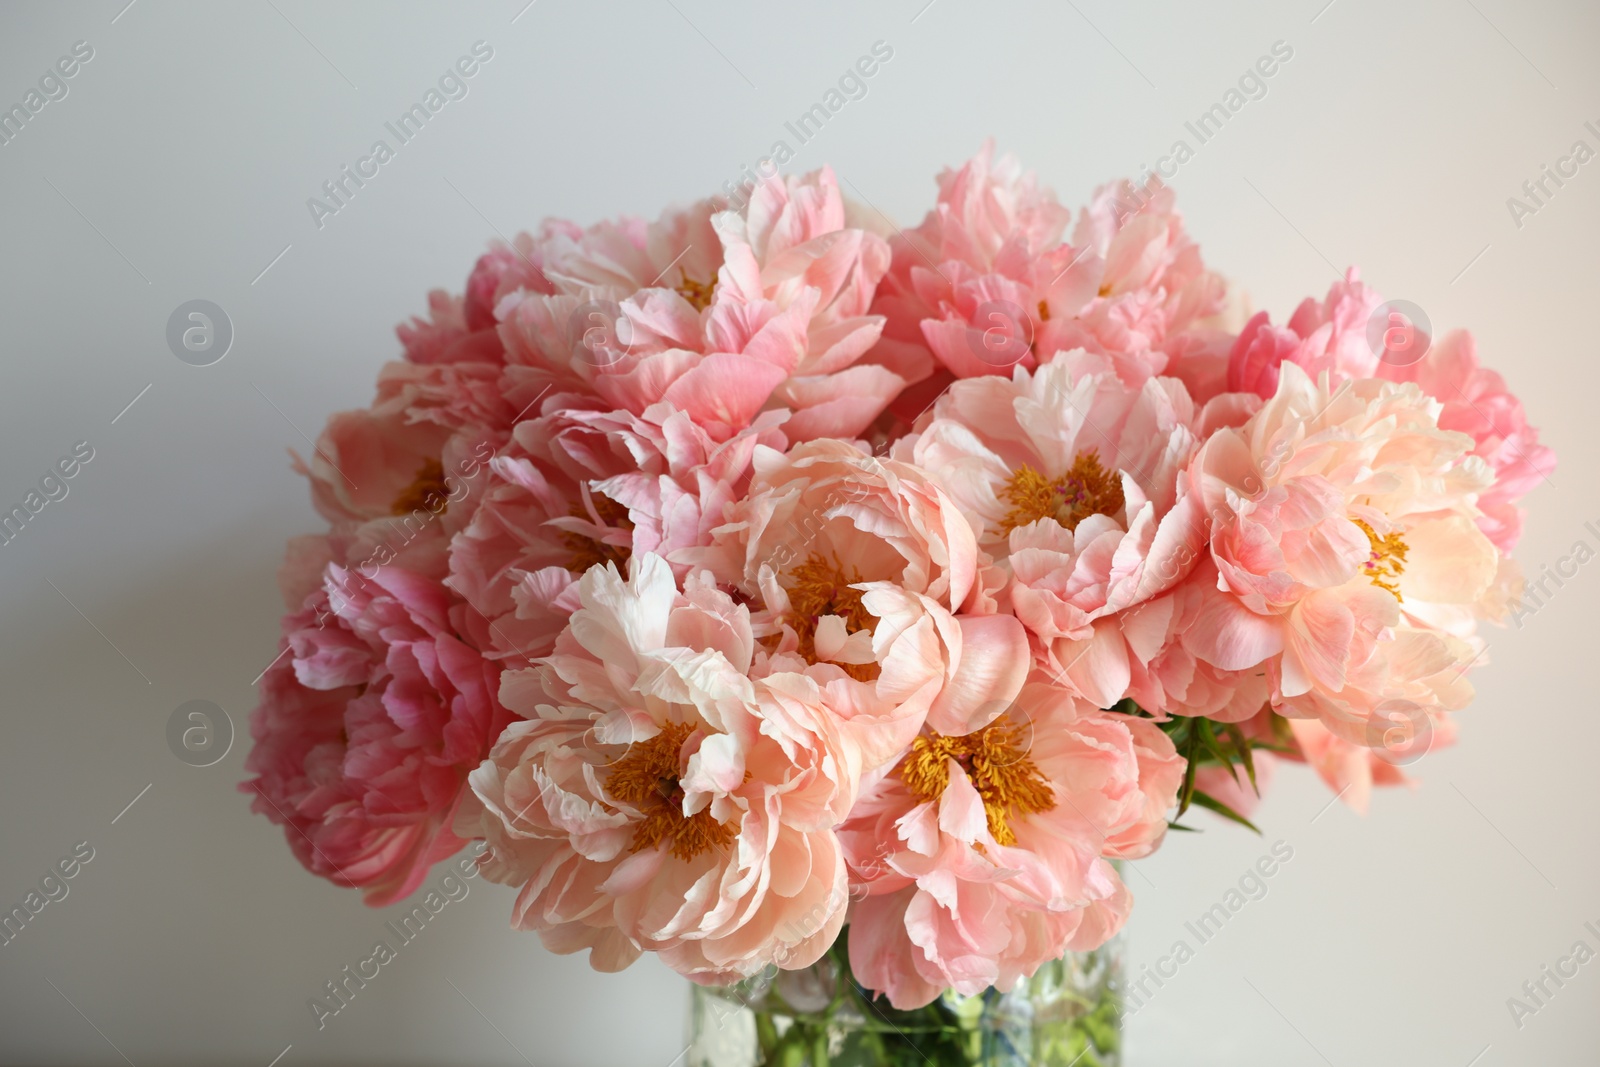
[242,563,515,905]
[1225,268,1383,400]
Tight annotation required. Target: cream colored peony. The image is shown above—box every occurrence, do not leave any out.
[1184,362,1498,745]
[463,554,880,983]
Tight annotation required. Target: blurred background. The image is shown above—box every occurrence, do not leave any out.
[0,1,1595,1063]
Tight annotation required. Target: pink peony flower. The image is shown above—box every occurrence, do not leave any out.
[1184,362,1497,745]
[493,167,906,441]
[901,351,1208,708]
[446,401,782,664]
[466,554,877,981]
[870,142,1094,383]
[713,167,909,440]
[841,681,1182,1008]
[1116,561,1272,722]
[242,563,515,906]
[1222,270,1554,553]
[869,146,1227,444]
[692,438,1030,757]
[397,224,575,367]
[1225,268,1384,399]
[395,289,503,367]
[1274,703,1456,815]
[299,361,508,579]
[1379,329,1555,554]
[1063,175,1228,368]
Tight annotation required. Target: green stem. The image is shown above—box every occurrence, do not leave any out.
[755,1011,780,1060]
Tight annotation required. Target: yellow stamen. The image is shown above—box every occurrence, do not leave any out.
[562,493,633,574]
[1353,518,1408,601]
[605,720,736,861]
[391,458,450,516]
[899,718,1055,847]
[1037,299,1051,323]
[999,452,1124,535]
[676,270,718,312]
[783,552,879,682]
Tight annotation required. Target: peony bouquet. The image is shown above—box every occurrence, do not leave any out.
[243,144,1552,1065]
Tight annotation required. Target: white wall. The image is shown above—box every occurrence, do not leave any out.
[0,1,1594,1063]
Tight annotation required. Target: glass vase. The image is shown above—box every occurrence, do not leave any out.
[687,931,1122,1067]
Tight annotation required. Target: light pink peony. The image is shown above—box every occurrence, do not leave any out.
[1223,270,1554,553]
[870,146,1226,440]
[397,223,576,367]
[446,400,782,665]
[869,142,1094,383]
[1185,362,1497,745]
[242,563,515,905]
[465,554,876,981]
[841,681,1182,1008]
[299,361,507,579]
[1064,175,1228,369]
[1280,710,1456,815]
[1116,561,1272,722]
[692,438,1030,757]
[493,167,906,441]
[901,351,1208,708]
[1379,329,1555,554]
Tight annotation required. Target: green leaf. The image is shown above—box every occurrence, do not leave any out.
[1195,719,1239,780]
[1187,788,1262,834]
[1223,724,1259,793]
[1176,726,1200,818]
